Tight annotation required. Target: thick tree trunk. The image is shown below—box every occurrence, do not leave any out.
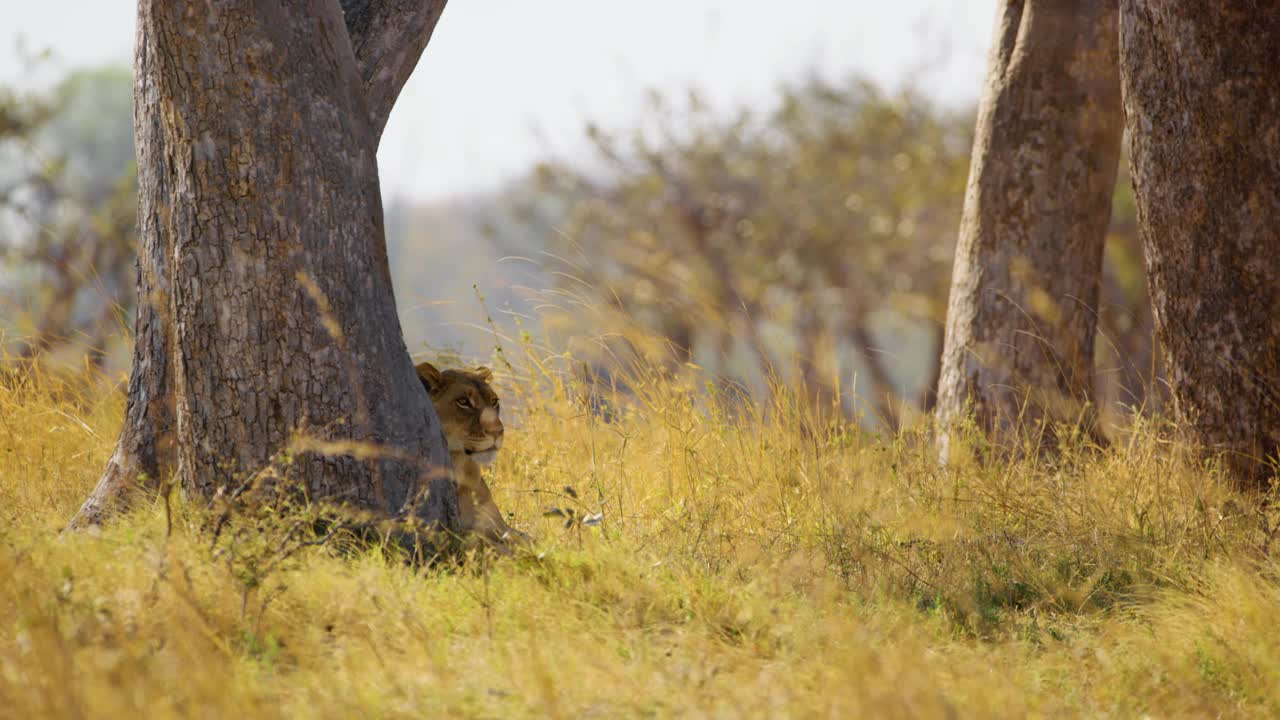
[1119,3,1280,486]
[68,13,177,529]
[71,0,454,529]
[936,0,1123,454]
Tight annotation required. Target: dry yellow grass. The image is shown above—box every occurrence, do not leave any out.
[1,353,1278,719]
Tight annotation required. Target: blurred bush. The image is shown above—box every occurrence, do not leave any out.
[0,63,1160,429]
[511,75,1160,429]
[0,64,136,370]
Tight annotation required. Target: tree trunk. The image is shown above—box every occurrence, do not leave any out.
[70,0,454,529]
[341,0,449,142]
[936,0,1124,455]
[1119,3,1280,487]
[67,12,178,529]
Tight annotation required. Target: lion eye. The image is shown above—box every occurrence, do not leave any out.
[456,397,471,409]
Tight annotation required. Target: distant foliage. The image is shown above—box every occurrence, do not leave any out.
[516,76,1159,427]
[0,65,1160,424]
[0,65,137,369]
[517,78,971,424]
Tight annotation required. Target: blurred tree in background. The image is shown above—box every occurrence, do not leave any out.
[514,75,1160,431]
[0,65,136,369]
[0,61,1161,433]
[516,78,972,427]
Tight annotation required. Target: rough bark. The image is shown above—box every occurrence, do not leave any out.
[936,0,1124,454]
[68,13,177,529]
[340,0,448,140]
[71,0,454,529]
[1119,2,1280,486]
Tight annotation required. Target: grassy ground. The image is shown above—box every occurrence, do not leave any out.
[1,357,1278,719]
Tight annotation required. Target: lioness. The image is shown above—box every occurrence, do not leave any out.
[415,361,529,550]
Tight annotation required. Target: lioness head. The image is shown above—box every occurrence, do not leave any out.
[415,361,504,466]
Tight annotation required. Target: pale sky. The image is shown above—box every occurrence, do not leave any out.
[3,1,997,201]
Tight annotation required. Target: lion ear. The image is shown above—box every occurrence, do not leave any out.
[415,361,443,393]
[472,366,493,381]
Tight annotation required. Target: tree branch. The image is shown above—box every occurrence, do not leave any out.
[339,0,449,140]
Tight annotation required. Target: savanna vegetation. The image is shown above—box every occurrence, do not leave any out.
[3,1,1279,718]
[2,349,1279,718]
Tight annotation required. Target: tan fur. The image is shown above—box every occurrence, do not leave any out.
[416,361,529,550]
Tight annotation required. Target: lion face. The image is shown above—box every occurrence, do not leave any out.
[415,361,504,466]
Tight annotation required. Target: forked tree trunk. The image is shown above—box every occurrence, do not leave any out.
[936,0,1124,455]
[70,0,454,529]
[1119,3,1280,487]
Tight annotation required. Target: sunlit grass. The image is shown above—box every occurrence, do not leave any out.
[1,350,1278,719]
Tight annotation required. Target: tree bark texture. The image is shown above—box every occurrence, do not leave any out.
[71,0,454,528]
[68,13,178,529]
[1119,2,1280,486]
[340,0,448,140]
[936,0,1124,453]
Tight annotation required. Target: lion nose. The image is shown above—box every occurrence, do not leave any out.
[481,408,503,435]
